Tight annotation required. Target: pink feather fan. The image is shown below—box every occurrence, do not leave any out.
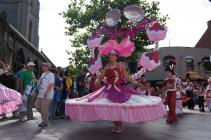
[116,37,135,57]
[98,40,117,56]
[98,37,135,57]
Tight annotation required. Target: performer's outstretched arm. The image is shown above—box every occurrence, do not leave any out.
[121,63,144,88]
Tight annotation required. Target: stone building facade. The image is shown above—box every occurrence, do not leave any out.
[0,15,53,77]
[0,0,40,49]
[145,47,211,82]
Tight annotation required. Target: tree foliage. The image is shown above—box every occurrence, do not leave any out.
[67,48,89,73]
[61,0,168,68]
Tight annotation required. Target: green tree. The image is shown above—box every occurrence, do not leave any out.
[66,64,79,77]
[67,48,89,75]
[61,0,168,66]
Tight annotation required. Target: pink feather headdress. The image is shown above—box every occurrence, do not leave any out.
[98,37,135,57]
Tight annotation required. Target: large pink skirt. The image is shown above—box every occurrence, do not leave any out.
[0,85,22,115]
[65,86,166,123]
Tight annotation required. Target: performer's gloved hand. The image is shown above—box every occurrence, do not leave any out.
[137,83,145,89]
[94,79,101,87]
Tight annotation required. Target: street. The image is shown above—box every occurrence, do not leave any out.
[0,1,211,140]
[1,109,211,140]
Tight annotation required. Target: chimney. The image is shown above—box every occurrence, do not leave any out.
[208,20,211,29]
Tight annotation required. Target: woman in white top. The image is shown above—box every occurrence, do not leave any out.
[205,78,211,111]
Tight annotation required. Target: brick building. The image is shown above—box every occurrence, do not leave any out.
[195,20,211,48]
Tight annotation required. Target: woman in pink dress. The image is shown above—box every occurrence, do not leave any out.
[0,64,22,119]
[0,83,22,117]
[65,50,166,133]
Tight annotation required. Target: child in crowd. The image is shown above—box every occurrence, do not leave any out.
[205,78,211,112]
[176,91,183,117]
[176,78,183,117]
[205,89,211,112]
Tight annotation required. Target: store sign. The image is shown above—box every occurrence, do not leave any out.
[187,71,201,80]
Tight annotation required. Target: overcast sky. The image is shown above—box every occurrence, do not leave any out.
[39,0,211,67]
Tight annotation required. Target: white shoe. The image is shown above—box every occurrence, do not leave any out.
[111,127,117,133]
[19,118,26,122]
[115,126,124,133]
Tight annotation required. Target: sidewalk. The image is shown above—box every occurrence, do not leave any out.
[0,109,211,140]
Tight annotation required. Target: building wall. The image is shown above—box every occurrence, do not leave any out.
[0,0,40,49]
[145,47,211,81]
[0,0,19,27]
[0,16,51,77]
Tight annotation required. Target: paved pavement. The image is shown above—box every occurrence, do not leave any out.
[1,109,211,140]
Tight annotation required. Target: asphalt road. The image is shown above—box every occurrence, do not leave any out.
[0,109,211,140]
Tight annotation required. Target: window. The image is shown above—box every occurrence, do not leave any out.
[16,49,25,64]
[202,57,211,71]
[27,57,31,63]
[0,11,7,21]
[163,55,175,67]
[186,56,194,71]
[28,21,32,42]
[34,59,40,77]
[30,0,33,7]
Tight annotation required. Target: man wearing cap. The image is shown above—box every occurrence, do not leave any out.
[20,62,36,120]
[35,62,55,127]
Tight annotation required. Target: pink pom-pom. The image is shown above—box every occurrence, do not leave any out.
[88,57,103,74]
[87,36,103,49]
[138,50,161,71]
[146,23,167,42]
